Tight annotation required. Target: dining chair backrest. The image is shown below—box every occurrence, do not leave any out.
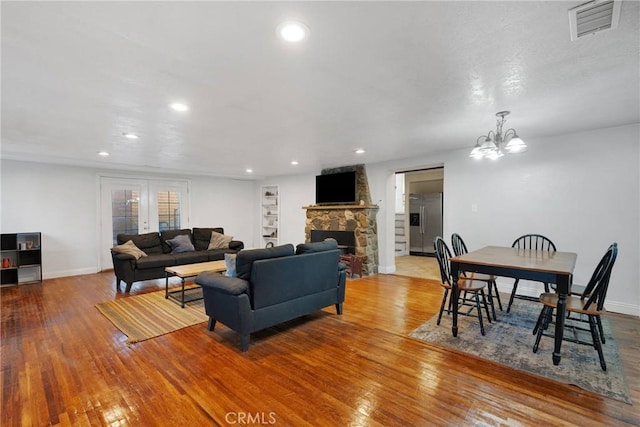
[582,243,618,312]
[511,234,556,252]
[434,236,453,286]
[451,233,469,257]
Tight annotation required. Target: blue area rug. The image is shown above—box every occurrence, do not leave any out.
[409,298,631,404]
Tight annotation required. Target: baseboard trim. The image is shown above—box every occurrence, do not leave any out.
[378,265,396,274]
[43,267,99,280]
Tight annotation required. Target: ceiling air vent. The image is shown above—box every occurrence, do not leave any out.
[568,0,621,41]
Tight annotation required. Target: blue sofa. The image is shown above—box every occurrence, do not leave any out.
[195,240,347,351]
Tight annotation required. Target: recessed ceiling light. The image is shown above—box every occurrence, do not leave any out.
[291,160,299,166]
[170,102,189,112]
[277,21,310,43]
[246,168,253,174]
[98,151,110,157]
[123,133,139,140]
[355,149,366,154]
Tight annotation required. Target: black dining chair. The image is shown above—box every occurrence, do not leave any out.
[434,236,493,335]
[506,234,557,313]
[532,243,617,370]
[451,233,502,319]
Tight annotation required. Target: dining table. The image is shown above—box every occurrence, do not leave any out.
[449,245,578,365]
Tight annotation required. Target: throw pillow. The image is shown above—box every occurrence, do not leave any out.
[224,253,237,278]
[112,240,147,260]
[166,234,195,254]
[208,231,233,250]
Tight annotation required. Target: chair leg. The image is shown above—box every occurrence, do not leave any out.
[596,316,606,344]
[437,289,449,326]
[485,283,495,320]
[492,281,503,311]
[507,279,519,313]
[475,292,485,336]
[480,290,493,323]
[589,315,607,371]
[544,282,550,293]
[533,306,545,335]
[533,306,551,352]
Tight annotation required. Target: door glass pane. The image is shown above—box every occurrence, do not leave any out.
[111,190,139,244]
[157,191,181,231]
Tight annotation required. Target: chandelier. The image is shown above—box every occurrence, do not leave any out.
[470,111,527,160]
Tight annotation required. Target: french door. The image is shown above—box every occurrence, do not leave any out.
[99,177,190,271]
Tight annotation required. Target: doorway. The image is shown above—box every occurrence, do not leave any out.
[394,167,444,280]
[99,176,190,271]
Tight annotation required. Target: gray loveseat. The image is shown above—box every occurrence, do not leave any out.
[111,227,243,293]
[195,240,346,351]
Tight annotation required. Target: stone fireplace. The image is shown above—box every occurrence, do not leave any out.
[303,164,379,275]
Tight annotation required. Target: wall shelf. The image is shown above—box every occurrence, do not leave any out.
[261,185,279,247]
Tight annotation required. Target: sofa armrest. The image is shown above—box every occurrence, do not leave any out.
[229,240,244,251]
[111,251,137,261]
[196,272,249,296]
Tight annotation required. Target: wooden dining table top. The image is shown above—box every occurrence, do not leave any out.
[450,245,577,275]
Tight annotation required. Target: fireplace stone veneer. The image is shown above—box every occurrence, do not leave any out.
[303,204,379,275]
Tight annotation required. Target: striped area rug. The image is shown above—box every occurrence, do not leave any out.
[96,289,208,343]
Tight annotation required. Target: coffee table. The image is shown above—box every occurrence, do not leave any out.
[165,260,227,308]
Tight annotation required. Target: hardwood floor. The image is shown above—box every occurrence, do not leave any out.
[2,272,639,426]
[394,254,441,281]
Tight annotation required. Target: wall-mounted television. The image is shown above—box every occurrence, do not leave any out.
[315,171,357,205]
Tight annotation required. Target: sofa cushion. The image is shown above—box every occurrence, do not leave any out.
[295,239,339,255]
[112,240,147,260]
[161,229,193,253]
[224,253,237,277]
[117,232,164,255]
[208,231,233,249]
[173,251,209,265]
[193,227,224,251]
[166,234,195,254]
[136,253,176,270]
[235,244,295,281]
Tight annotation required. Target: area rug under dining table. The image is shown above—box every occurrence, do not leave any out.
[409,298,632,404]
[96,288,208,343]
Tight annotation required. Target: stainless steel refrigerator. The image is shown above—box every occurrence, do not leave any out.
[409,193,443,256]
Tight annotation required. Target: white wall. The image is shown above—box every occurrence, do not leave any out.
[257,124,640,315]
[0,160,254,279]
[1,161,100,277]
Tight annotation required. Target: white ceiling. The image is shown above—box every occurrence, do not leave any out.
[2,1,639,179]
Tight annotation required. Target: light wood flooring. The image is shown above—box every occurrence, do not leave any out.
[394,254,441,281]
[2,271,639,426]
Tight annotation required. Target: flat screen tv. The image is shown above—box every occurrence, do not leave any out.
[315,171,357,205]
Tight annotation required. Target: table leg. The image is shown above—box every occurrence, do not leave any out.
[165,272,169,299]
[553,273,572,365]
[180,278,186,308]
[451,262,460,337]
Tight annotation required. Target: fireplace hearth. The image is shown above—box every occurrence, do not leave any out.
[310,230,356,254]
